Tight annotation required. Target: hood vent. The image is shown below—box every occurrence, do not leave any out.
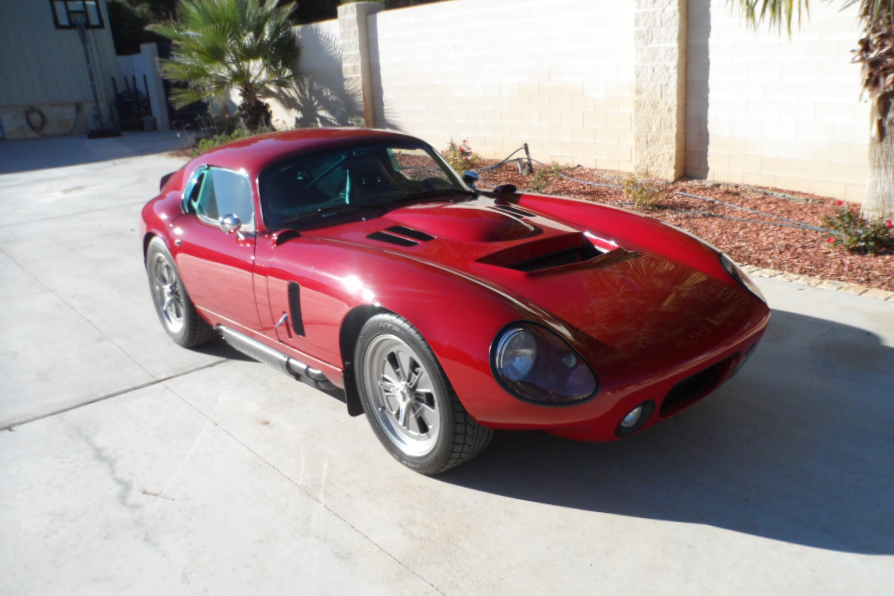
[387,225,435,241]
[367,231,419,247]
[509,243,602,272]
[493,204,535,218]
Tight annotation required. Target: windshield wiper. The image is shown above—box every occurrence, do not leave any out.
[282,204,386,227]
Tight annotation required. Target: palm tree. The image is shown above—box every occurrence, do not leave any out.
[150,0,300,131]
[730,1,893,219]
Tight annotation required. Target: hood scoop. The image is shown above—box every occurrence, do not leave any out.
[478,232,637,275]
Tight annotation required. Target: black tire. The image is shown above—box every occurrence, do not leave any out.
[146,237,216,348]
[355,313,493,474]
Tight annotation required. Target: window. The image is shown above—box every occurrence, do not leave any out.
[259,141,465,228]
[51,1,104,29]
[185,167,255,231]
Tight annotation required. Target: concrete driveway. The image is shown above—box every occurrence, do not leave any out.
[1,132,893,595]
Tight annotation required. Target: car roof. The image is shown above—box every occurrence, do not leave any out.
[194,128,425,175]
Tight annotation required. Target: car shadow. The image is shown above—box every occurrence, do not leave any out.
[191,338,254,362]
[441,309,894,555]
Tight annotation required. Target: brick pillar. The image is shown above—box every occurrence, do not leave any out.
[634,0,688,179]
[338,2,385,128]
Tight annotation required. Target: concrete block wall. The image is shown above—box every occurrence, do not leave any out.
[370,0,637,171]
[271,19,361,129]
[278,0,870,201]
[689,0,869,201]
[634,0,688,179]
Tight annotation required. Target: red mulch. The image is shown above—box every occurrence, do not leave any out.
[479,161,894,292]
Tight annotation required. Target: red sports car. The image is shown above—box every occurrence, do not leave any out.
[142,128,770,474]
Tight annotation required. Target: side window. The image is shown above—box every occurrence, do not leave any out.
[192,167,255,230]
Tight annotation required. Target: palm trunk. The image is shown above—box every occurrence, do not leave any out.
[862,96,894,221]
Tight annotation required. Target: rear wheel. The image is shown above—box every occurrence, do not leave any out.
[146,237,215,348]
[356,314,493,474]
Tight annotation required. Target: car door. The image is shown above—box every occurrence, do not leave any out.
[174,165,262,331]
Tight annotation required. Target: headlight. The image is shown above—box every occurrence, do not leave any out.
[719,253,766,304]
[491,323,598,405]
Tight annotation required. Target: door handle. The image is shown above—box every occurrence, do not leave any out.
[274,313,289,328]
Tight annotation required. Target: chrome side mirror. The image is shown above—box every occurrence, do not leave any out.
[220,214,242,235]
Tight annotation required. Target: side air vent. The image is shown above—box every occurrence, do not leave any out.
[288,282,306,336]
[386,225,435,241]
[509,243,602,272]
[367,231,419,247]
[493,204,536,218]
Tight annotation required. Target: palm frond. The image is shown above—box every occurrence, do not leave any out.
[148,0,299,117]
[728,0,810,35]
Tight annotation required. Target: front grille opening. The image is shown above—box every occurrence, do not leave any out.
[660,357,735,417]
[509,243,602,272]
[367,231,418,247]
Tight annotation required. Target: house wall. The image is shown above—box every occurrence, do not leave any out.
[0,0,121,139]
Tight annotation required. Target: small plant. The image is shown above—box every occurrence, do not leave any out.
[823,202,893,255]
[528,168,553,192]
[622,173,662,210]
[441,139,480,172]
[527,163,562,193]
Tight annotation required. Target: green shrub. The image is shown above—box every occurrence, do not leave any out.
[823,203,893,255]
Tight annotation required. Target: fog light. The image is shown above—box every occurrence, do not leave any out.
[615,401,655,437]
[620,406,643,428]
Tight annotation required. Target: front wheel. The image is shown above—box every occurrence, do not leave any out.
[356,314,493,474]
[146,237,215,348]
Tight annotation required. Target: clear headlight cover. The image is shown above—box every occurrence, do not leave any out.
[719,253,766,304]
[492,323,598,405]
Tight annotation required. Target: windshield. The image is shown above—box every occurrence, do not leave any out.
[259,141,472,229]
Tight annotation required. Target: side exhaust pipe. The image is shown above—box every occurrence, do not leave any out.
[217,326,335,391]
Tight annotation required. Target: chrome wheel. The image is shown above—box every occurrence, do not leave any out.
[150,253,185,334]
[362,334,440,457]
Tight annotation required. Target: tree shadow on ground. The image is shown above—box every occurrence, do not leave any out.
[442,309,894,555]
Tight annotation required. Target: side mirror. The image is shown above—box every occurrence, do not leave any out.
[493,184,517,198]
[462,170,479,189]
[220,214,243,235]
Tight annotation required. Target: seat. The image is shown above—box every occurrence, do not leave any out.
[345,157,398,204]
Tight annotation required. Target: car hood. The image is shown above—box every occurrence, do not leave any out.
[304,199,767,371]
